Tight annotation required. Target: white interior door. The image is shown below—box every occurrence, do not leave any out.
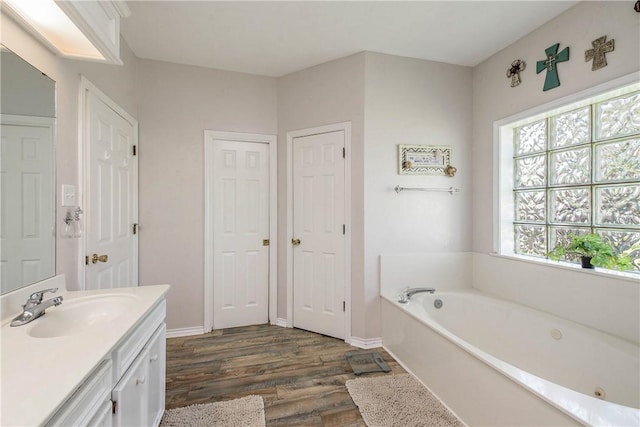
[85,88,137,289]
[0,118,54,292]
[212,140,270,329]
[292,130,346,339]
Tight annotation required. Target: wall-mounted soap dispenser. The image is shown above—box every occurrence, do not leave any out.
[62,207,83,238]
[61,184,82,238]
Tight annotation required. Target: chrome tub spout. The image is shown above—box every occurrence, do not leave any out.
[398,287,435,304]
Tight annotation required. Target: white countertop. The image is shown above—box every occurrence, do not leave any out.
[0,284,170,427]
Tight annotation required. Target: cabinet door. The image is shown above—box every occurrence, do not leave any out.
[88,400,113,427]
[112,348,149,427]
[146,323,166,427]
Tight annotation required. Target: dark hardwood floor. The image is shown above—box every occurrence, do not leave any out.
[165,324,406,426]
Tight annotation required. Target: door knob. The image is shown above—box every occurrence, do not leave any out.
[91,254,108,264]
[291,238,301,246]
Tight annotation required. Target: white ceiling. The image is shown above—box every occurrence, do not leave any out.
[120,1,579,77]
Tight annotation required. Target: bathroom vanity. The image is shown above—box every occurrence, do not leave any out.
[0,277,170,426]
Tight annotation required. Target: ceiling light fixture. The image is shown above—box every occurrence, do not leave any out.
[2,0,130,64]
[2,0,104,61]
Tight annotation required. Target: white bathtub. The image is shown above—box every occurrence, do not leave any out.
[381,290,640,426]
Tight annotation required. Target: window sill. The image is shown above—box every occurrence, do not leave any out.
[490,253,640,283]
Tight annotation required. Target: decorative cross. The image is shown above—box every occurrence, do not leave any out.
[585,36,614,71]
[536,43,570,91]
[506,59,526,87]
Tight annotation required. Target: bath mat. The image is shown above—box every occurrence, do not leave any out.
[160,395,265,427]
[346,350,391,375]
[346,374,464,427]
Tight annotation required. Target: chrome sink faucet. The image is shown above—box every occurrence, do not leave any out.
[398,287,435,304]
[10,288,63,327]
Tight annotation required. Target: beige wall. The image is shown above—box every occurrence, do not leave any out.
[5,0,637,336]
[472,0,640,253]
[136,59,277,329]
[363,52,473,338]
[277,52,473,340]
[277,53,366,333]
[1,13,139,291]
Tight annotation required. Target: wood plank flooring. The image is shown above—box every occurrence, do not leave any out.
[165,324,406,426]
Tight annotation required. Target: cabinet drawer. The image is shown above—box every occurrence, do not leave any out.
[112,299,165,381]
[46,360,112,427]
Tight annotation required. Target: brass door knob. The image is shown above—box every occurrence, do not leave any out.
[91,254,109,264]
[291,238,301,246]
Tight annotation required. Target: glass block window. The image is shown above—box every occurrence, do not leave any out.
[510,90,640,271]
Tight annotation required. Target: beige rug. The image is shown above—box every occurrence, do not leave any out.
[346,374,464,427]
[160,395,265,427]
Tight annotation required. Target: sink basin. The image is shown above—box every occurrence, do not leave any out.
[27,294,140,338]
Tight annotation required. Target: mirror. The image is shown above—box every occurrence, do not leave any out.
[1,45,56,294]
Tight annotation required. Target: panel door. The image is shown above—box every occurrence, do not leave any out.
[213,140,270,329]
[292,130,346,339]
[86,91,137,289]
[0,121,54,291]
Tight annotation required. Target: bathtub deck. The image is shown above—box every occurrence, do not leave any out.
[165,324,406,426]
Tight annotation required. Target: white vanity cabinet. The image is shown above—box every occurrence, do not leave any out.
[111,300,166,427]
[112,347,149,426]
[45,299,167,427]
[111,323,166,427]
[46,361,113,427]
[147,324,167,426]
[1,284,170,427]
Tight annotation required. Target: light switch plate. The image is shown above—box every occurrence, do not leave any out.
[61,184,76,207]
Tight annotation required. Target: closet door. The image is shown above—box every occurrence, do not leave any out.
[291,129,346,339]
[211,139,270,328]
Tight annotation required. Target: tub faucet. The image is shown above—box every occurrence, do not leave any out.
[10,288,63,327]
[398,287,435,304]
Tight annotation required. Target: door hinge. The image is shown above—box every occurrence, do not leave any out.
[85,255,89,265]
[342,147,345,158]
[343,301,346,312]
[343,224,346,235]
[133,223,138,235]
[111,400,117,414]
[263,239,270,246]
[132,145,137,156]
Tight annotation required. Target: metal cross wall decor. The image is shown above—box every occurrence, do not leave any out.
[536,43,570,92]
[585,36,614,71]
[506,59,526,87]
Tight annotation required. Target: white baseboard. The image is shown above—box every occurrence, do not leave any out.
[349,336,383,349]
[271,318,289,328]
[166,326,205,338]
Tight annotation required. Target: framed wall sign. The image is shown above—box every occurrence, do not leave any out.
[398,144,452,175]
